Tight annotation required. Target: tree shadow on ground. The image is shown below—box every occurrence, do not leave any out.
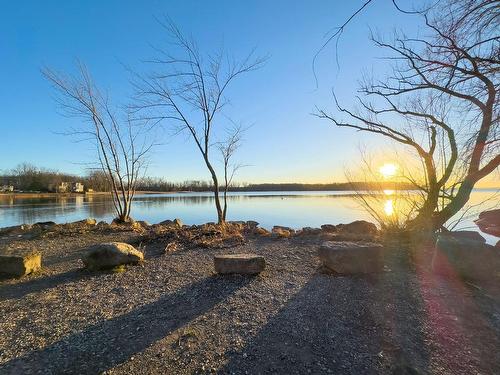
[0,269,94,301]
[0,275,252,374]
[220,254,430,374]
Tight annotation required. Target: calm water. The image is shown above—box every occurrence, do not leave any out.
[0,190,498,242]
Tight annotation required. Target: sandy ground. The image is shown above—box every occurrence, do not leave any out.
[0,224,499,374]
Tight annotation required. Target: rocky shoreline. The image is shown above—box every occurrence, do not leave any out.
[1,218,500,374]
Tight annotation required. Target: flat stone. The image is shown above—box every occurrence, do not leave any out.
[0,252,41,278]
[318,241,384,274]
[214,254,265,275]
[81,242,144,270]
[433,236,500,281]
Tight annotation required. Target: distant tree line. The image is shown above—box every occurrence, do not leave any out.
[0,163,413,193]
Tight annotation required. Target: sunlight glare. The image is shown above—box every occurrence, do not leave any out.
[380,163,398,178]
[384,199,394,216]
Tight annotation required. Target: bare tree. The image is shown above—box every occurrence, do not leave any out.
[316,0,499,233]
[217,125,245,222]
[43,63,155,223]
[132,20,265,225]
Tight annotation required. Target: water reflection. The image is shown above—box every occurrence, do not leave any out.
[384,199,394,216]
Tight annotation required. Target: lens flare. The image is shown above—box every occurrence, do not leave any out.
[380,163,397,178]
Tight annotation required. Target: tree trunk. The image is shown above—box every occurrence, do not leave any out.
[432,178,475,230]
[204,156,224,225]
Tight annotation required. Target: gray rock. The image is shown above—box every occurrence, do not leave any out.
[0,252,41,278]
[318,241,384,274]
[214,254,265,275]
[433,236,500,281]
[81,242,144,270]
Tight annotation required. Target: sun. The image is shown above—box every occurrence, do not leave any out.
[379,163,397,178]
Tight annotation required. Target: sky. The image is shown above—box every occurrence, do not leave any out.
[2,0,495,185]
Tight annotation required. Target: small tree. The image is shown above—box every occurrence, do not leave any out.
[132,21,264,224]
[43,63,154,222]
[217,125,245,222]
[316,0,499,233]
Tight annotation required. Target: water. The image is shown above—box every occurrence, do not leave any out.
[0,190,498,243]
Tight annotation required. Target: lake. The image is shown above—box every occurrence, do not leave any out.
[0,190,498,242]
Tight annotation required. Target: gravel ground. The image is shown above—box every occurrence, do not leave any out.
[0,225,499,374]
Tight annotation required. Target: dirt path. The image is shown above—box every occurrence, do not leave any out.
[1,228,499,374]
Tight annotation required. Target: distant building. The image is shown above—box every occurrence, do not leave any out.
[48,182,69,193]
[72,182,84,193]
[0,185,14,192]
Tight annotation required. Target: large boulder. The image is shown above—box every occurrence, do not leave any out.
[432,235,500,281]
[0,251,41,278]
[318,241,384,274]
[475,209,500,237]
[214,254,265,275]
[81,242,144,270]
[336,220,378,235]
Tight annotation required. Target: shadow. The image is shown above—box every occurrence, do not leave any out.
[220,265,430,374]
[0,275,252,374]
[0,269,93,301]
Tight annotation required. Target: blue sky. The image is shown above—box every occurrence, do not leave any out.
[0,0,425,183]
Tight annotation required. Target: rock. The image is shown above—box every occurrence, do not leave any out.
[273,225,295,233]
[475,209,500,237]
[0,224,33,235]
[336,220,378,235]
[298,227,322,236]
[246,221,259,229]
[272,226,295,238]
[321,224,337,233]
[96,221,108,228]
[73,218,97,226]
[214,254,265,275]
[433,236,500,281]
[0,251,41,278]
[33,221,57,230]
[440,231,485,243]
[318,241,384,274]
[159,218,183,228]
[81,242,144,270]
[254,227,270,236]
[136,220,151,228]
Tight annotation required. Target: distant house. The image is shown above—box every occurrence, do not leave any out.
[0,185,14,192]
[48,182,69,193]
[72,182,84,193]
